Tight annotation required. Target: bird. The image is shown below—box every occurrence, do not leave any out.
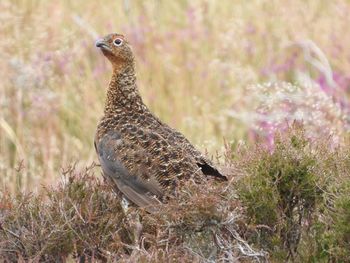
[95,33,227,213]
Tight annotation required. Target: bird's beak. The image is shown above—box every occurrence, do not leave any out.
[95,39,112,52]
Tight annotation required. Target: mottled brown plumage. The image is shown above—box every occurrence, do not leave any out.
[95,33,227,212]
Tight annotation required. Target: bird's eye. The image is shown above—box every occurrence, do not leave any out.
[113,38,123,46]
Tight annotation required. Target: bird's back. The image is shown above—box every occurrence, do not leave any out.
[96,106,202,182]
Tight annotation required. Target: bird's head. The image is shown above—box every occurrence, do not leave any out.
[95,33,134,70]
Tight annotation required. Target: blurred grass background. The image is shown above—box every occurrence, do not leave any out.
[1,0,350,193]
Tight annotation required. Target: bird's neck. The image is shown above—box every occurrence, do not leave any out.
[104,63,145,115]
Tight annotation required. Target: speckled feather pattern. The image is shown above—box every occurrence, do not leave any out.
[95,33,226,210]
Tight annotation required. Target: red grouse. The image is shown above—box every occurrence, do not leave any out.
[95,33,226,212]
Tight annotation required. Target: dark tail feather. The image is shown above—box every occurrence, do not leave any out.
[197,162,228,181]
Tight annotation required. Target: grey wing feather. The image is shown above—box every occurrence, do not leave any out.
[96,132,163,213]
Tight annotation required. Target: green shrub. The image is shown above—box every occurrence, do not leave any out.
[234,123,347,261]
[332,186,350,260]
[312,181,350,262]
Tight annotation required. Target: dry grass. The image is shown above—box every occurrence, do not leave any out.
[0,163,266,262]
[1,0,350,193]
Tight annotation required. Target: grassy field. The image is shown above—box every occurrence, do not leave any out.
[1,1,350,261]
[1,0,349,194]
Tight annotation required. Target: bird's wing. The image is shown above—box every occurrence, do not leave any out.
[95,129,194,213]
[160,124,228,180]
